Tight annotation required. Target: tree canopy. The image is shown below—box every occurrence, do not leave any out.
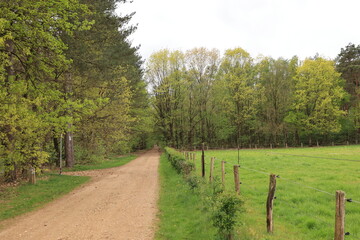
[0,0,149,181]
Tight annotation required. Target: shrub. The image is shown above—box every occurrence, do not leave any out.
[186,174,201,190]
[164,147,195,175]
[212,192,243,240]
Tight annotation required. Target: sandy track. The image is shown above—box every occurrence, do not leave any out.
[0,149,160,240]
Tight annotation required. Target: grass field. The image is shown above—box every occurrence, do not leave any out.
[156,154,217,239]
[191,145,360,240]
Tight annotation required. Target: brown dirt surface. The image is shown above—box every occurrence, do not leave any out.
[0,148,160,240]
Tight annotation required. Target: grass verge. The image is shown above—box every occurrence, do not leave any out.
[0,174,90,222]
[64,155,137,172]
[156,153,216,240]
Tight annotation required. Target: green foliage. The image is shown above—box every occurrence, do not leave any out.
[286,58,346,137]
[212,192,243,240]
[217,48,261,144]
[0,0,149,181]
[0,0,93,180]
[164,147,195,175]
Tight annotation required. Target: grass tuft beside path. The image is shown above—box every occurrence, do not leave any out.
[0,174,90,222]
[65,155,137,172]
[156,153,216,240]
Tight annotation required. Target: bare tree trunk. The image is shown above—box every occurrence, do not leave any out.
[65,127,74,167]
[65,72,75,167]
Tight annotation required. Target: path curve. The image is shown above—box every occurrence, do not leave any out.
[0,148,160,240]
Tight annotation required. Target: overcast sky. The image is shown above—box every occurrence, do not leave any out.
[117,0,360,62]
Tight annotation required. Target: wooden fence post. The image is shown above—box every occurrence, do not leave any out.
[201,143,205,178]
[301,142,303,148]
[334,190,345,240]
[209,157,215,183]
[221,161,225,187]
[267,174,277,233]
[29,167,36,184]
[270,143,272,149]
[233,165,240,194]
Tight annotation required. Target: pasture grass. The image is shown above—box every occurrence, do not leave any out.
[192,145,360,239]
[156,154,217,239]
[0,174,90,223]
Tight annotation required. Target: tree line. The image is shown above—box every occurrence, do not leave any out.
[0,0,151,181]
[147,45,360,149]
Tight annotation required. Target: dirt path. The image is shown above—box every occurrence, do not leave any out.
[0,148,160,240]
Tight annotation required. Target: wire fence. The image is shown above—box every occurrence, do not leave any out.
[182,148,360,239]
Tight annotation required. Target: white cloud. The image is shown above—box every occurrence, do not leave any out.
[117,0,360,62]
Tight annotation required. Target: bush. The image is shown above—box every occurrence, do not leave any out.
[212,192,243,240]
[186,174,201,190]
[164,147,195,175]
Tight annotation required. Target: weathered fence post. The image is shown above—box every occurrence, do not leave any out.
[201,143,205,178]
[267,174,277,233]
[301,142,303,148]
[209,157,215,183]
[270,143,273,149]
[334,190,345,240]
[233,165,240,195]
[221,161,226,187]
[29,167,36,184]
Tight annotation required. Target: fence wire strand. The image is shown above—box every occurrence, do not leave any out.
[279,176,336,198]
[240,166,271,176]
[275,197,334,229]
[206,154,360,239]
[270,152,360,163]
[240,165,336,198]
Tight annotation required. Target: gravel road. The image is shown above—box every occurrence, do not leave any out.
[0,148,160,240]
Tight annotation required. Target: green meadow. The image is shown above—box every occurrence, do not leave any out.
[192,145,360,239]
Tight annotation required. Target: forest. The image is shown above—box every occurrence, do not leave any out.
[1,0,360,182]
[147,45,360,149]
[0,0,151,181]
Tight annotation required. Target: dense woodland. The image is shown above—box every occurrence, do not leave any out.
[1,0,360,182]
[147,45,360,149]
[0,0,151,181]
